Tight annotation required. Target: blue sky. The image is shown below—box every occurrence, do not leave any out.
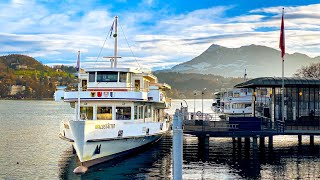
[0,0,319,70]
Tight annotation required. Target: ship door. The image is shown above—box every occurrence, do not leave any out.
[135,80,140,91]
[82,80,87,90]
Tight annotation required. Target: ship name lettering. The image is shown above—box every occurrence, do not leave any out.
[95,124,115,129]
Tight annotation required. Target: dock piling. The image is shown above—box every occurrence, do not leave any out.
[173,109,183,180]
[268,136,273,149]
[298,135,302,146]
[237,137,242,148]
[245,137,250,149]
[310,135,314,146]
[232,137,236,148]
[259,137,265,149]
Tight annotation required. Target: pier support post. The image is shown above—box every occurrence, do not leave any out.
[252,136,258,158]
[237,137,242,148]
[232,137,236,148]
[310,135,314,146]
[298,135,302,146]
[173,109,183,180]
[268,136,273,149]
[252,137,258,150]
[245,137,250,149]
[204,135,210,148]
[259,137,265,149]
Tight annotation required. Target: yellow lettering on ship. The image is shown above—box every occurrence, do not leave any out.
[95,124,115,129]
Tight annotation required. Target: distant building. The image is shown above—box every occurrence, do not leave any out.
[10,63,28,70]
[16,65,28,70]
[53,65,63,69]
[9,85,25,95]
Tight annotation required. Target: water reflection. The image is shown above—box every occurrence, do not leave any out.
[58,134,320,180]
[58,135,173,180]
[57,99,320,179]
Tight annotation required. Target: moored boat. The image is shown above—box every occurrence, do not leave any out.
[57,16,172,172]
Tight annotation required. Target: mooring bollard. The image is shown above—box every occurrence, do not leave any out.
[173,109,183,180]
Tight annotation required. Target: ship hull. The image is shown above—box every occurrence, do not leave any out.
[60,120,170,168]
[79,134,162,167]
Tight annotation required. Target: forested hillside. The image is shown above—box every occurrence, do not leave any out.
[0,54,76,99]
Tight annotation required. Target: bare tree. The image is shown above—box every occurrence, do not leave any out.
[294,62,320,78]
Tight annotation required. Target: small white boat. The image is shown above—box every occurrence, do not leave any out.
[57,16,172,171]
[214,88,270,115]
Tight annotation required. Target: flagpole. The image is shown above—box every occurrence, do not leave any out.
[280,8,285,124]
[282,57,284,123]
[77,51,81,121]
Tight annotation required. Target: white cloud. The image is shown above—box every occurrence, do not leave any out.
[0,1,319,71]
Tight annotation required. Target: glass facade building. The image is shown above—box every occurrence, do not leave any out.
[235,77,320,127]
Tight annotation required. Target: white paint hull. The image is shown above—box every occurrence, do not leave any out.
[60,120,170,167]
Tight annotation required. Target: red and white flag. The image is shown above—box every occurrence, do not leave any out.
[279,8,285,60]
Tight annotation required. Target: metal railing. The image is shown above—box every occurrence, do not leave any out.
[186,112,223,121]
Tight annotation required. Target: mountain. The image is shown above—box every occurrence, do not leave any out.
[167,44,320,77]
[154,71,245,99]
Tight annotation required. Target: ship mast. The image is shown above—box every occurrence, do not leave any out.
[77,51,81,120]
[114,16,118,68]
[104,16,121,68]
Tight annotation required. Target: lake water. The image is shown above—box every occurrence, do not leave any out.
[0,100,320,180]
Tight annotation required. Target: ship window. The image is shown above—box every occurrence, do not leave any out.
[89,72,95,82]
[134,106,138,120]
[144,105,151,118]
[97,107,112,120]
[97,71,118,82]
[234,93,240,98]
[119,72,127,82]
[138,106,143,119]
[80,107,93,120]
[116,107,131,120]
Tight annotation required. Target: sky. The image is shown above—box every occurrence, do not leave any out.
[0,0,319,70]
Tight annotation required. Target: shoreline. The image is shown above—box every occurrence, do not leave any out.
[0,98,53,101]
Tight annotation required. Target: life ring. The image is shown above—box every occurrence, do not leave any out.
[196,111,202,117]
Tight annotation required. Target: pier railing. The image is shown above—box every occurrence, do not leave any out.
[183,115,281,134]
[186,112,223,121]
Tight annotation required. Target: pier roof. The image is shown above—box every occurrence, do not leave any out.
[235,77,320,88]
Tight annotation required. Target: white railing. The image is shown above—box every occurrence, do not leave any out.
[64,91,148,101]
[185,112,223,121]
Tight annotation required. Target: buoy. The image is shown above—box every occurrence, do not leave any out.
[73,166,88,174]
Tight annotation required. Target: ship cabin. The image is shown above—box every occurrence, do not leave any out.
[64,67,171,122]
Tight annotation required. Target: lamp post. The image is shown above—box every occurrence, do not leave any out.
[193,92,196,120]
[202,88,206,120]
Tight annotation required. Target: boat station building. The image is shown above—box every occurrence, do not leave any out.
[235,77,320,129]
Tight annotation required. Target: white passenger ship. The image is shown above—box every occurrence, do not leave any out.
[213,88,270,115]
[57,16,171,172]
